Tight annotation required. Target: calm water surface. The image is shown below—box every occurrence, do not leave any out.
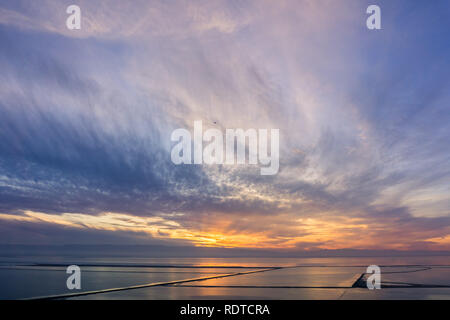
[1,256,449,299]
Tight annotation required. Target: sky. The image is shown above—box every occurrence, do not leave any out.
[0,0,449,253]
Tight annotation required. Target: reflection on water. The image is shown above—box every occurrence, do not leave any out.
[1,256,450,299]
[3,255,450,267]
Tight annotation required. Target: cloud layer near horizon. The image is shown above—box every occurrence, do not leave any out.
[0,0,449,251]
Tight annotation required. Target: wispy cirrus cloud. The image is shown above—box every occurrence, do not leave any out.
[0,0,449,251]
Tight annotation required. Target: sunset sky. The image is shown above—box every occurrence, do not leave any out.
[0,0,449,252]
